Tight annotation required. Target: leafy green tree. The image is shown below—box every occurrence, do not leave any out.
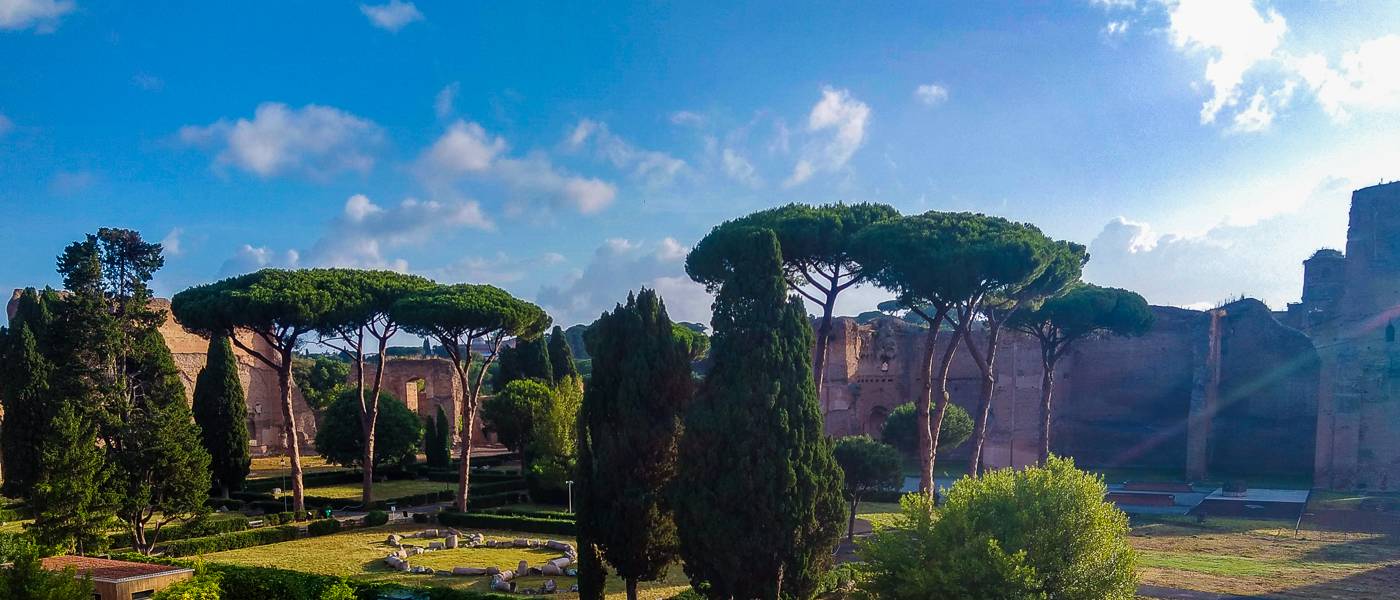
[292,356,350,412]
[548,325,579,381]
[960,239,1086,475]
[112,330,213,554]
[858,457,1137,600]
[27,402,116,555]
[0,535,96,600]
[579,289,692,600]
[1008,284,1154,463]
[315,389,422,471]
[833,435,902,543]
[192,334,251,498]
[395,283,550,511]
[687,203,899,395]
[1,313,55,497]
[527,376,582,499]
[173,268,349,515]
[675,230,846,600]
[880,402,974,461]
[424,405,452,469]
[314,269,433,504]
[497,334,554,389]
[670,323,710,362]
[481,379,552,456]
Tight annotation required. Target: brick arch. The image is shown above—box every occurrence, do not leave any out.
[355,358,488,446]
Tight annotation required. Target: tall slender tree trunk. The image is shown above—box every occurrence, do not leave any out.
[1039,359,1055,465]
[454,361,477,512]
[846,496,859,543]
[927,323,963,480]
[361,338,391,507]
[813,287,838,410]
[626,578,639,600]
[915,325,938,495]
[965,321,1002,477]
[279,349,306,516]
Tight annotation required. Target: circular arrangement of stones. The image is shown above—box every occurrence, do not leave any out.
[383,529,579,594]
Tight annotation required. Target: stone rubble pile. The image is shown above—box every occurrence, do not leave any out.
[381,530,579,594]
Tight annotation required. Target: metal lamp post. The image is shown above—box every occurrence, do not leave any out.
[566,480,575,514]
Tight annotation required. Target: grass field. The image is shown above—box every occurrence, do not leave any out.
[274,480,454,501]
[204,523,690,600]
[1130,515,1400,598]
[854,501,902,531]
[248,456,350,480]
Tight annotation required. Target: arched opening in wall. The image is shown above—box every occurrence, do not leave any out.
[866,405,890,437]
[403,378,426,413]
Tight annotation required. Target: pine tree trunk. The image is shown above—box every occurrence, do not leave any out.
[455,365,475,512]
[626,578,639,600]
[1040,359,1055,465]
[362,415,376,505]
[927,322,962,481]
[965,322,1002,477]
[846,497,859,543]
[280,350,306,516]
[813,291,836,405]
[916,326,938,495]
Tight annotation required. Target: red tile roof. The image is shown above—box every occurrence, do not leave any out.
[41,556,190,581]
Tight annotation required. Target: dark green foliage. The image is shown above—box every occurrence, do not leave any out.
[833,435,903,542]
[305,519,341,536]
[578,288,692,599]
[160,526,300,557]
[365,510,389,526]
[112,329,214,554]
[27,401,116,555]
[0,534,96,600]
[314,389,422,470]
[193,334,252,496]
[480,379,551,455]
[0,315,54,497]
[858,457,1138,600]
[674,230,847,600]
[424,405,452,468]
[562,324,591,360]
[881,402,974,458]
[547,326,578,380]
[575,375,607,600]
[670,323,710,362]
[436,512,576,535]
[496,335,554,389]
[292,356,350,412]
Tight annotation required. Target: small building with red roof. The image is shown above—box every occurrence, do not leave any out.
[41,555,193,600]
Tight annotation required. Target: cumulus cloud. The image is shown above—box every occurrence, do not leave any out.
[305,193,491,269]
[359,0,422,32]
[419,120,617,215]
[1102,20,1130,37]
[0,0,73,32]
[219,245,300,276]
[431,251,564,285]
[1166,0,1287,125]
[670,111,705,127]
[1295,35,1400,123]
[566,119,687,187]
[785,86,870,187]
[434,82,458,119]
[721,148,761,187]
[160,228,184,257]
[1084,177,1354,309]
[537,237,711,326]
[178,102,382,179]
[914,83,949,106]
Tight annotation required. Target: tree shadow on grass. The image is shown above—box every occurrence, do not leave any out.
[1277,563,1400,598]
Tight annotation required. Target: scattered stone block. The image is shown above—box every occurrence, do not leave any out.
[387,534,401,545]
[541,563,562,576]
[543,579,558,594]
[548,557,572,568]
[445,534,458,549]
[428,541,445,550]
[518,560,529,574]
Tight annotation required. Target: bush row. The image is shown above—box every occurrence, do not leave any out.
[109,515,252,549]
[437,512,575,536]
[160,525,300,557]
[864,489,909,504]
[244,470,362,492]
[478,507,575,521]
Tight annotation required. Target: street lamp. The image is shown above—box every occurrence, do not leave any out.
[565,480,575,514]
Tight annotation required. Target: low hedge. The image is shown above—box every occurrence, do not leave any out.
[864,489,910,503]
[161,525,299,557]
[479,507,575,521]
[306,518,340,536]
[437,512,575,536]
[462,491,529,510]
[244,470,361,492]
[110,515,252,549]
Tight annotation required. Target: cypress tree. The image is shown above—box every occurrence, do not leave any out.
[548,325,579,380]
[425,405,452,468]
[27,401,115,555]
[575,403,608,600]
[674,230,846,600]
[0,322,53,498]
[497,335,554,388]
[192,334,251,498]
[579,290,690,600]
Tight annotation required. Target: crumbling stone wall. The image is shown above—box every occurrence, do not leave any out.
[354,358,486,445]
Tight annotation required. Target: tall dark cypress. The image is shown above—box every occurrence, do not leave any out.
[496,335,554,388]
[0,320,54,498]
[547,325,579,381]
[424,405,452,468]
[191,334,251,497]
[579,290,691,600]
[673,230,846,600]
[574,406,608,600]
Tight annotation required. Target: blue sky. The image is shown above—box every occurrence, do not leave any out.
[2,0,1399,327]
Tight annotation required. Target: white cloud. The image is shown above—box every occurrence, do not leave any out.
[423,120,507,175]
[1102,20,1130,37]
[670,111,705,127]
[434,82,458,119]
[0,0,73,32]
[160,228,184,257]
[537,237,711,326]
[721,148,761,187]
[306,193,491,269]
[566,118,687,187]
[432,251,563,285]
[219,245,300,276]
[785,86,870,187]
[178,102,382,179]
[1166,0,1287,125]
[914,83,949,106]
[359,0,422,32]
[1295,35,1400,123]
[1091,0,1136,8]
[1230,88,1276,133]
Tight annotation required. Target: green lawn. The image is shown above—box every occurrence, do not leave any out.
[203,523,691,600]
[855,501,903,531]
[274,480,454,500]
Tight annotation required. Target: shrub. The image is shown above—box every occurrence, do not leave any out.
[305,519,341,537]
[317,581,356,600]
[161,526,299,557]
[111,515,252,549]
[858,457,1137,600]
[412,512,432,524]
[365,510,389,527]
[153,567,222,599]
[437,512,576,536]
